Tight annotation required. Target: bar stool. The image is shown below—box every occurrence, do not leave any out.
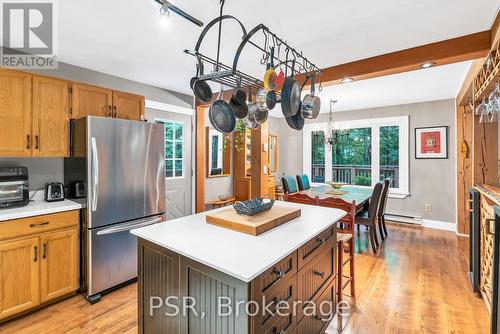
[317,197,356,303]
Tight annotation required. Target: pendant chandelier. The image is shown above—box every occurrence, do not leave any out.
[325,100,349,149]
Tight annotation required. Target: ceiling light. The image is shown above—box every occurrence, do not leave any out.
[420,62,435,69]
[154,0,203,27]
[341,77,354,84]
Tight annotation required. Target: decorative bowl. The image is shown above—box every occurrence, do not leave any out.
[233,198,275,216]
[326,181,348,190]
[218,194,230,201]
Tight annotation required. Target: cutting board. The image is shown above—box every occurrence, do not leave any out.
[206,206,302,236]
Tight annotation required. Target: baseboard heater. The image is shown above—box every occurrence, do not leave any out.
[385,213,422,225]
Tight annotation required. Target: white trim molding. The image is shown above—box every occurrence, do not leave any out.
[145,99,194,116]
[303,115,409,196]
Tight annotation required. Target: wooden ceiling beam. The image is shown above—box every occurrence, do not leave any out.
[318,31,491,86]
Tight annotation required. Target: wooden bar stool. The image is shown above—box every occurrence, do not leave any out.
[317,197,356,303]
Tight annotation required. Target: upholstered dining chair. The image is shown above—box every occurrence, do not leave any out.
[377,179,391,240]
[284,192,318,206]
[355,182,383,253]
[296,174,311,191]
[282,176,299,194]
[317,197,356,303]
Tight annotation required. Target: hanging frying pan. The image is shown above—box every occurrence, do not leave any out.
[245,103,261,129]
[285,106,305,131]
[256,88,276,112]
[301,75,321,119]
[263,47,277,91]
[280,60,301,117]
[209,86,236,133]
[192,63,212,103]
[229,89,248,119]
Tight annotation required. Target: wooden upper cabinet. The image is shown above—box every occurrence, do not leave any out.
[112,90,144,121]
[71,82,112,119]
[32,75,70,157]
[40,228,78,303]
[0,237,40,320]
[0,70,32,157]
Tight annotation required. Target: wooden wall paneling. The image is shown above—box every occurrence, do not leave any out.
[456,104,474,235]
[473,112,498,186]
[32,75,70,157]
[195,106,206,213]
[251,122,270,198]
[0,69,32,157]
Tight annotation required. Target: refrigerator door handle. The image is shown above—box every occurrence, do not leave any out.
[96,217,163,236]
[91,137,99,212]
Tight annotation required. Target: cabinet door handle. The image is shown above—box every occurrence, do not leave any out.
[107,105,112,117]
[35,135,39,149]
[113,106,117,118]
[316,237,325,245]
[26,135,31,149]
[273,268,286,278]
[42,243,47,259]
[30,221,49,228]
[34,246,38,262]
[313,270,325,278]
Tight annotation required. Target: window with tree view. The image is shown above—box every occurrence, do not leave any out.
[304,116,408,196]
[155,119,184,178]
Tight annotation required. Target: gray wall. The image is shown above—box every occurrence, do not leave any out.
[269,99,456,224]
[1,60,194,190]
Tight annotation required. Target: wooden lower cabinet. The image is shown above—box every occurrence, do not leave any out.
[0,211,79,322]
[0,237,40,320]
[40,228,79,303]
[138,226,337,334]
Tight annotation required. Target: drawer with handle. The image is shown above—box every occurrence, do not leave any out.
[264,312,295,334]
[253,275,298,333]
[295,283,335,334]
[298,245,334,304]
[0,210,79,241]
[297,227,334,269]
[253,252,297,296]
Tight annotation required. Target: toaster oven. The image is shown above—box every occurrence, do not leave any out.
[0,167,29,209]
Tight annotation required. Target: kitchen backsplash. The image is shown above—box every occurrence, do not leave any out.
[0,158,64,190]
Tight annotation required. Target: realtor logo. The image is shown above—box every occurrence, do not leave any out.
[1,0,57,68]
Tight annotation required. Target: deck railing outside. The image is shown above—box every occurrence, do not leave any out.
[311,164,399,187]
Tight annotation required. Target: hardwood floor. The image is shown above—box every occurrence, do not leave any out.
[0,223,489,334]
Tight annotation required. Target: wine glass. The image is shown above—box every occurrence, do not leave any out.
[489,82,500,113]
[476,97,488,116]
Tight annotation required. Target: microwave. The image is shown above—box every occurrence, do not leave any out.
[0,167,29,209]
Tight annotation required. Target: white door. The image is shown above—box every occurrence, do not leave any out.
[146,108,192,219]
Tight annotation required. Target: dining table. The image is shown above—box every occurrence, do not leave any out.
[298,184,373,212]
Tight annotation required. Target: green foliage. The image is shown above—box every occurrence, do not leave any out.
[332,128,372,165]
[312,131,325,164]
[353,175,371,186]
[380,126,399,165]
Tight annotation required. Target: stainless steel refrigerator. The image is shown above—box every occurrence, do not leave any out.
[65,116,166,303]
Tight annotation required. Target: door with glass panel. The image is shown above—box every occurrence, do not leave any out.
[152,112,192,219]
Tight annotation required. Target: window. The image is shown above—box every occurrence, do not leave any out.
[303,116,409,197]
[155,119,184,178]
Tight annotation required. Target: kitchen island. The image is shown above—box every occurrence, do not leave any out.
[131,201,345,334]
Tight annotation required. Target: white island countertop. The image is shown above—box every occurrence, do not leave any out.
[0,193,82,222]
[131,201,345,282]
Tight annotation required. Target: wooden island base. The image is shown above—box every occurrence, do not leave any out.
[137,226,337,334]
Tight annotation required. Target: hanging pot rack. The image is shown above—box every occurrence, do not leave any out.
[184,13,322,99]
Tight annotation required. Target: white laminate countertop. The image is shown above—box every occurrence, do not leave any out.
[0,193,82,222]
[131,201,346,283]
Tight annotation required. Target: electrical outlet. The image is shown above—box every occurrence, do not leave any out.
[425,204,431,212]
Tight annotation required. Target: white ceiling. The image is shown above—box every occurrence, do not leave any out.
[269,60,472,117]
[54,0,498,99]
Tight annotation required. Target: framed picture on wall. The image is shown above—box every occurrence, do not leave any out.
[415,126,448,159]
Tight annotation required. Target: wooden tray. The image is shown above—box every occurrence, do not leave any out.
[206,206,301,236]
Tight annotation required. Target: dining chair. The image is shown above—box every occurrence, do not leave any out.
[284,192,318,205]
[377,179,391,240]
[296,174,311,191]
[282,176,298,194]
[317,197,356,303]
[355,182,383,253]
